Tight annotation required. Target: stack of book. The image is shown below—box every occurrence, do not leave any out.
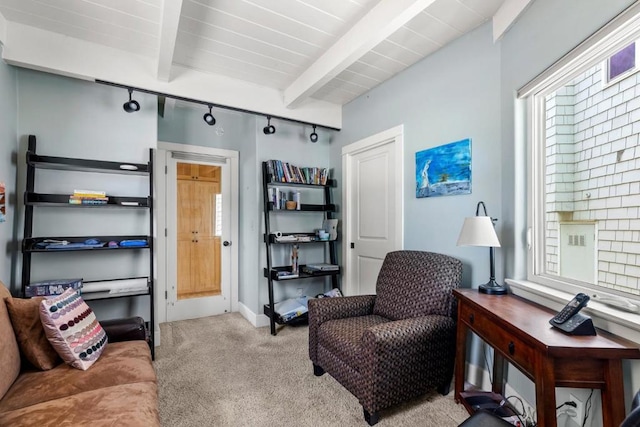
[25,278,83,297]
[69,189,108,205]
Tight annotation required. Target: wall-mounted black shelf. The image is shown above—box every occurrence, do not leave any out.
[23,235,151,253]
[21,135,155,358]
[27,152,149,175]
[267,202,336,212]
[25,192,150,207]
[263,265,341,281]
[261,161,340,336]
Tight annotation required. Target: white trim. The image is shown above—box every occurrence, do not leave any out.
[156,141,239,324]
[0,11,6,46]
[238,302,271,328]
[341,125,404,296]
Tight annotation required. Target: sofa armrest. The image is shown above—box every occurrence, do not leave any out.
[308,295,376,364]
[101,317,148,343]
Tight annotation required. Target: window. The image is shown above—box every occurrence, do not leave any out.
[522,5,640,303]
[606,42,636,83]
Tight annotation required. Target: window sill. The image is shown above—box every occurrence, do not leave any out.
[506,278,640,344]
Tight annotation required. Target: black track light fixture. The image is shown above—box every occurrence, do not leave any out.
[203,105,216,126]
[123,88,140,113]
[309,124,318,143]
[263,116,276,135]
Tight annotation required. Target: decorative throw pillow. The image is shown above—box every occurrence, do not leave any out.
[6,297,61,370]
[39,288,108,370]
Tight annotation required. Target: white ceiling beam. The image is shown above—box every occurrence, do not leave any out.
[493,0,535,42]
[0,11,7,46]
[2,22,342,129]
[156,0,184,82]
[283,0,437,108]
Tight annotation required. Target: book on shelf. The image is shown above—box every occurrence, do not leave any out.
[273,296,308,323]
[276,270,299,279]
[25,278,83,297]
[266,160,329,185]
[304,263,339,271]
[73,189,106,197]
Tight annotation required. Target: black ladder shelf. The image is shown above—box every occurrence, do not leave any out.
[21,135,155,357]
[261,161,340,336]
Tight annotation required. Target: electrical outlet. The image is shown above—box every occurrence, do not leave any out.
[296,288,303,297]
[569,393,585,425]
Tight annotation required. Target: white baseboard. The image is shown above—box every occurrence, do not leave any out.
[238,302,270,328]
[154,327,161,347]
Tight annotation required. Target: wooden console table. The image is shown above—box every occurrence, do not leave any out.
[454,289,640,427]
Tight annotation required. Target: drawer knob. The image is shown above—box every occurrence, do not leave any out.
[508,341,515,355]
[469,314,474,324]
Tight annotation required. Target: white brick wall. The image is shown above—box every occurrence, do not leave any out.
[545,61,640,295]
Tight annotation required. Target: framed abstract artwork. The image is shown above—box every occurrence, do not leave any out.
[415,138,471,198]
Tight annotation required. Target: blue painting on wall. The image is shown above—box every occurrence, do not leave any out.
[415,138,471,198]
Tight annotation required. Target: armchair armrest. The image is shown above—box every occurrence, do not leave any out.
[361,315,457,391]
[308,295,376,363]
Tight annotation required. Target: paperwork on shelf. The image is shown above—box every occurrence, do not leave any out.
[274,296,308,323]
[82,278,148,294]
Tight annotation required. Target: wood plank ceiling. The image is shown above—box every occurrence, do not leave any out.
[0,0,506,106]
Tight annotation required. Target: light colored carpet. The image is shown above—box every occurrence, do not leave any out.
[154,313,470,427]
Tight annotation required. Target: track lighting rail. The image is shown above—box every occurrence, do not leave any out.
[95,79,340,132]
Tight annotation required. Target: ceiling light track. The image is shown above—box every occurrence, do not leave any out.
[96,79,340,132]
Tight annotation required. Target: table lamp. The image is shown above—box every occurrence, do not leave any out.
[457,201,507,295]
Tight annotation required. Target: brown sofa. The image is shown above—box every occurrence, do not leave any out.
[0,284,160,426]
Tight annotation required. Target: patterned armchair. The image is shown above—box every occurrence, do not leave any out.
[308,251,462,425]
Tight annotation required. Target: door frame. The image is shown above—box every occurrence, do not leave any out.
[156,142,239,332]
[341,125,404,296]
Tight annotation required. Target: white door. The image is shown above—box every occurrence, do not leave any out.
[165,150,236,321]
[342,126,404,296]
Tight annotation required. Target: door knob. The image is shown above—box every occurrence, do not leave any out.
[223,241,231,246]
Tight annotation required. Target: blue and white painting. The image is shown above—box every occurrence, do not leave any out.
[415,138,471,198]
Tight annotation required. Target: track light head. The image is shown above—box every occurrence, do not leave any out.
[203,105,216,126]
[263,116,276,135]
[309,125,318,143]
[123,88,140,113]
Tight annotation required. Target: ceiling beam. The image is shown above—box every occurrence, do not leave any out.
[0,11,7,46]
[493,0,535,42]
[283,0,436,108]
[1,22,342,128]
[156,0,184,82]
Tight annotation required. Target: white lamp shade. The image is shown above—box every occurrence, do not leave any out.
[456,216,501,247]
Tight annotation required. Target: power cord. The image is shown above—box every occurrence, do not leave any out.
[583,389,594,427]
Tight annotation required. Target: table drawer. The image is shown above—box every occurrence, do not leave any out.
[460,303,535,375]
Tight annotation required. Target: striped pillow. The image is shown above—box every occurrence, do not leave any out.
[39,288,107,370]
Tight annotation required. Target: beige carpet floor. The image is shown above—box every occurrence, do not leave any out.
[154,313,470,427]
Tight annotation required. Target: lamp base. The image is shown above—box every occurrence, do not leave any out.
[478,279,508,295]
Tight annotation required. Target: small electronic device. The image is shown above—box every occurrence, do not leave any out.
[549,293,596,335]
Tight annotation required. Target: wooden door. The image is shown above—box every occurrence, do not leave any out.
[176,164,222,300]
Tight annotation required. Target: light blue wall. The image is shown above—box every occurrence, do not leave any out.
[0,47,17,290]
[159,110,337,314]
[15,69,157,320]
[333,22,502,290]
